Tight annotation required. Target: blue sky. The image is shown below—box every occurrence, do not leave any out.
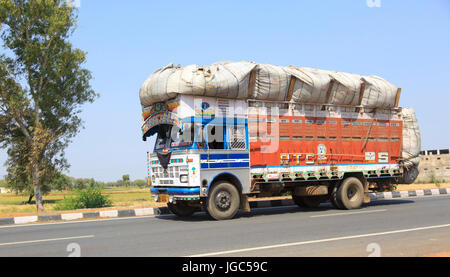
[1,0,450,182]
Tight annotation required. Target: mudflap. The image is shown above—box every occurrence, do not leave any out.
[240,194,251,212]
[363,181,371,204]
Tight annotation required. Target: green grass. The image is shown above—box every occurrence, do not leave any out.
[0,187,155,216]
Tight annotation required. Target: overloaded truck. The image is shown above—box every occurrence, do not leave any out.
[140,61,421,220]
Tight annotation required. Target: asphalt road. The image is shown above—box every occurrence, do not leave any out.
[1,195,450,257]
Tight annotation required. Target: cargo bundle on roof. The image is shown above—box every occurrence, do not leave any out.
[139,61,400,109]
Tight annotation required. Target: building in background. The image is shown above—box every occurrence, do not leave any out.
[417,149,450,183]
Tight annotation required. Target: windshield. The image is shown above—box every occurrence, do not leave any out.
[153,123,194,152]
[154,124,172,151]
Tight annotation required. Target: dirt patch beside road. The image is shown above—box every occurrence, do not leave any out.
[397,183,450,191]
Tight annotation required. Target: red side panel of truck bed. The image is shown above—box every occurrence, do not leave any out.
[248,115,402,168]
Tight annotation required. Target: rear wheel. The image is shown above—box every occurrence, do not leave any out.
[336,177,364,210]
[292,194,306,207]
[167,201,197,217]
[330,185,344,209]
[206,181,240,220]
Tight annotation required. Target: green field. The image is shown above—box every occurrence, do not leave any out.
[0,187,156,217]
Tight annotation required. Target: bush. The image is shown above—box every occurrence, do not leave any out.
[55,187,112,211]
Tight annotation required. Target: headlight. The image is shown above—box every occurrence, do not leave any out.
[151,175,156,182]
[180,174,188,183]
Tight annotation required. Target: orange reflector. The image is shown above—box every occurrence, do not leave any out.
[187,158,194,163]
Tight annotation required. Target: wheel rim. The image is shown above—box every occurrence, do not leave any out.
[347,184,360,202]
[215,191,232,211]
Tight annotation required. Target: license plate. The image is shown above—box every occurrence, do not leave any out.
[159,194,170,203]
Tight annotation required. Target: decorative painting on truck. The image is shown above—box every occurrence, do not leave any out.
[142,99,179,121]
[141,99,180,137]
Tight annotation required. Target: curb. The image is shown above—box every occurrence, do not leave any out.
[369,188,450,200]
[1,188,449,226]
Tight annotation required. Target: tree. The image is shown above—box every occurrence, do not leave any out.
[72,177,87,190]
[122,174,130,187]
[4,139,56,203]
[50,173,71,191]
[0,0,97,211]
[132,179,146,188]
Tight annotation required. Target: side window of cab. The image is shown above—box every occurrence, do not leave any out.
[228,125,246,150]
[206,124,225,150]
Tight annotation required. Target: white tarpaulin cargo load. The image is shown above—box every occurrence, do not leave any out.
[139,61,399,109]
[399,107,421,184]
[140,61,257,107]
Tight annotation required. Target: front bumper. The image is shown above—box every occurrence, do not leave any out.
[151,187,201,202]
[150,152,201,187]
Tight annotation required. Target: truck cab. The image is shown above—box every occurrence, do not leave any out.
[143,95,250,220]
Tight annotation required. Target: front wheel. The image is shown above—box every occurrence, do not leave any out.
[167,201,197,217]
[336,177,364,210]
[206,181,240,220]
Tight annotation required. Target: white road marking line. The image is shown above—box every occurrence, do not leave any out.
[310,209,387,218]
[187,223,450,257]
[0,235,94,247]
[0,215,156,229]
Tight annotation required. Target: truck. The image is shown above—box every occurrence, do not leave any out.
[140,61,421,220]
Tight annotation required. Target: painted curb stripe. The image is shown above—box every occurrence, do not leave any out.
[400,191,409,198]
[99,210,118,218]
[83,212,100,218]
[431,189,440,195]
[14,216,38,224]
[0,218,14,225]
[38,214,62,222]
[61,213,83,221]
[135,208,154,216]
[118,210,136,217]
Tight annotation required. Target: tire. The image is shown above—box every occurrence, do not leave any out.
[336,177,364,210]
[292,194,306,207]
[330,185,344,209]
[167,201,197,217]
[292,194,323,208]
[206,181,240,220]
